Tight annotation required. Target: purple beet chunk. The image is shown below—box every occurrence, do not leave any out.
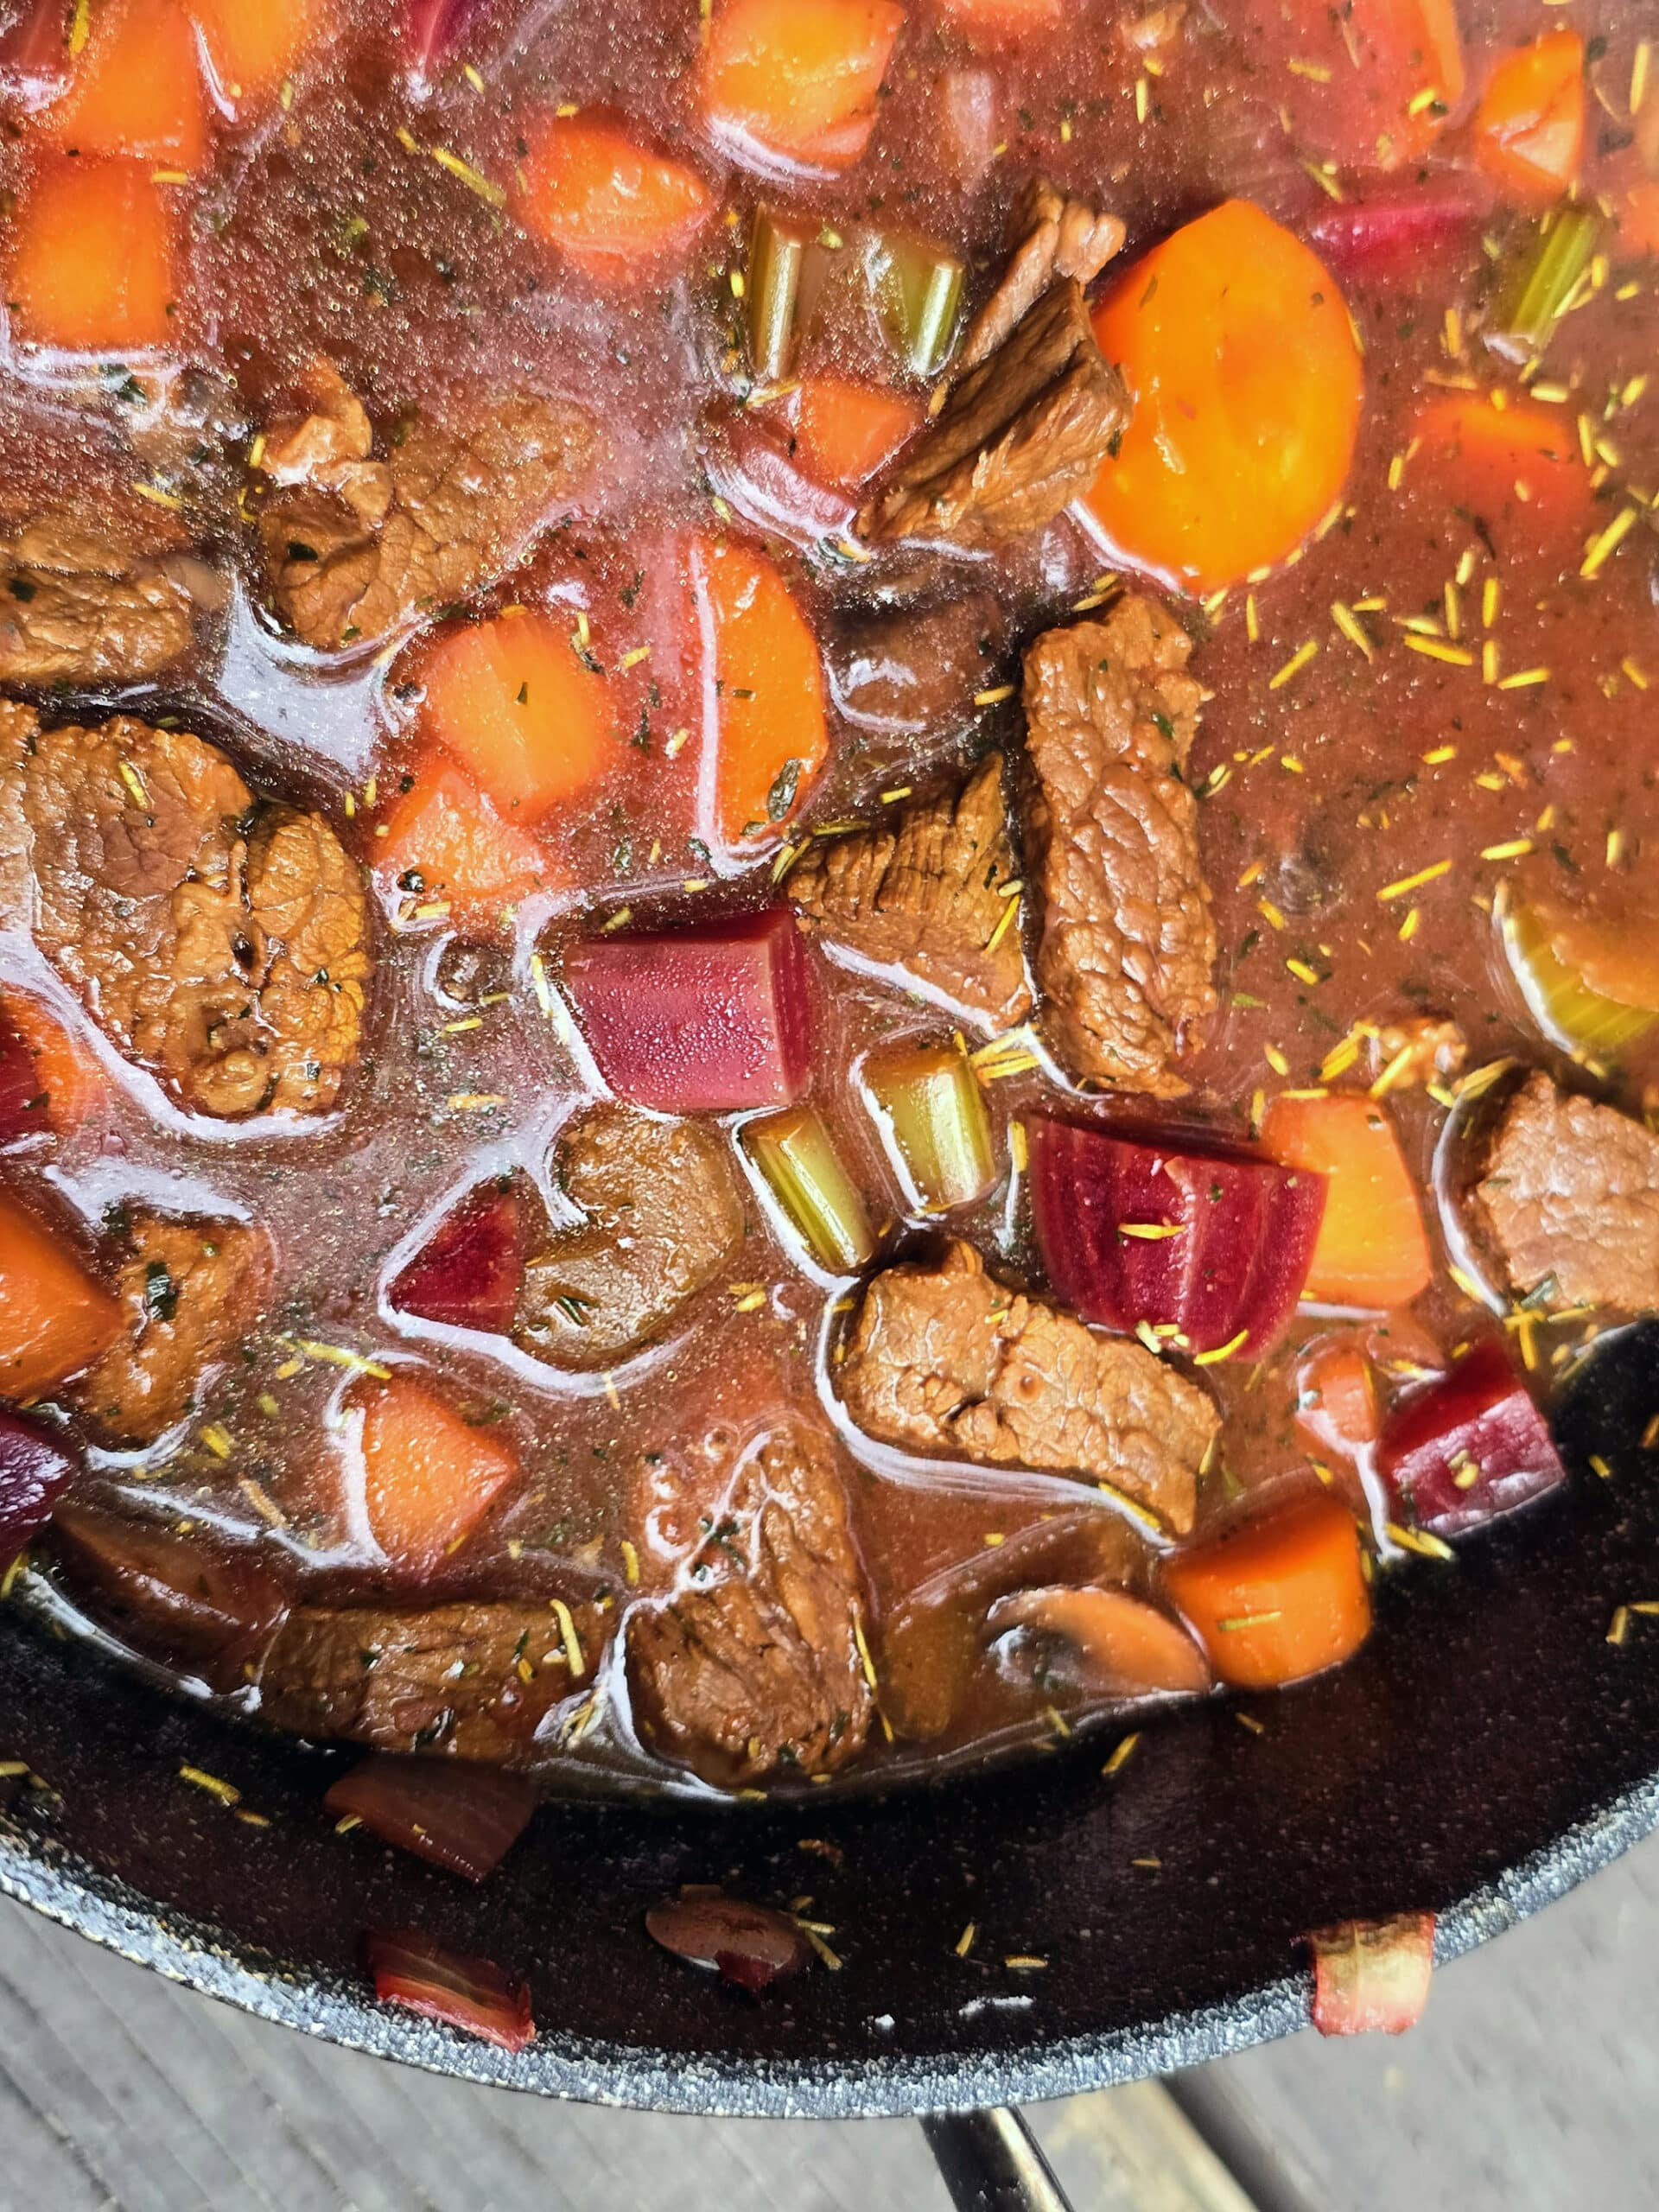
[1029,1118,1325,1357]
[1379,1339,1566,1538]
[0,1010,43,1145]
[389,1187,524,1335]
[1303,175,1488,290]
[0,1413,77,1556]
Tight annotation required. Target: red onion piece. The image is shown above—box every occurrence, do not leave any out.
[365,1929,536,2051]
[0,0,72,108]
[326,1754,537,1882]
[388,1186,524,1335]
[0,1411,76,1558]
[402,0,490,92]
[1303,176,1488,290]
[53,1505,287,1689]
[646,1893,810,1993]
[1309,1910,1435,2036]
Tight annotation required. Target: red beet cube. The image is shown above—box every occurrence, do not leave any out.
[563,908,811,1113]
[388,1187,523,1336]
[1379,1339,1566,1537]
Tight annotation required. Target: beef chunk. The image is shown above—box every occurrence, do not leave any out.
[837,1238,1216,1533]
[515,1103,745,1367]
[789,753,1032,1030]
[0,705,370,1117]
[1024,596,1217,1093]
[75,1211,272,1444]
[259,1599,608,1759]
[0,516,200,685]
[826,590,1006,738]
[627,1421,874,1785]
[257,359,594,650]
[858,281,1128,548]
[958,177,1126,372]
[1471,1071,1659,1313]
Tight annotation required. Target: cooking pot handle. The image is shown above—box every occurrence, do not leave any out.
[921,2107,1075,2212]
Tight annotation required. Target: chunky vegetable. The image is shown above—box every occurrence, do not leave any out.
[365,1930,535,2051]
[0,992,104,1135]
[563,907,812,1112]
[744,1104,875,1270]
[0,1009,42,1145]
[0,1192,122,1400]
[745,206,817,378]
[863,1045,995,1211]
[41,0,207,166]
[987,1585,1212,1697]
[418,612,611,824]
[1262,1093,1431,1310]
[1503,896,1659,1058]
[1163,1491,1372,1690]
[1310,1912,1435,2036]
[188,0,327,108]
[934,0,1060,49]
[1485,204,1600,360]
[389,1187,524,1336]
[353,1374,519,1580]
[1028,1119,1325,1357]
[791,376,924,487]
[1295,1334,1380,1466]
[375,753,555,930]
[515,114,714,283]
[1304,177,1486,289]
[1378,1339,1565,1536]
[1408,392,1594,544]
[8,156,178,350]
[0,1411,77,1560]
[0,0,73,106]
[646,1893,810,1993]
[1266,0,1464,169]
[868,232,965,378]
[1475,31,1584,207]
[1084,200,1363,592]
[702,0,906,174]
[53,1504,286,1688]
[325,1755,537,1881]
[688,533,828,849]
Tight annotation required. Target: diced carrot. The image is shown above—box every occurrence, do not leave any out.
[0,988,107,1133]
[689,532,828,848]
[0,1189,123,1400]
[417,612,612,824]
[1163,1491,1372,1690]
[789,375,923,487]
[40,0,207,167]
[1475,32,1584,207]
[375,752,558,929]
[188,0,329,109]
[1620,180,1659,259]
[353,1374,519,1579]
[1084,200,1363,593]
[7,155,179,350]
[1295,1335,1380,1467]
[1262,1093,1432,1310]
[1262,0,1464,169]
[514,112,714,283]
[934,0,1059,50]
[1408,393,1594,547]
[702,0,906,173]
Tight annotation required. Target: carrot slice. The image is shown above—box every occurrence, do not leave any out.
[40,0,207,167]
[934,0,1059,49]
[1475,31,1584,207]
[376,752,558,929]
[1295,1335,1380,1465]
[790,375,923,487]
[1408,393,1593,545]
[1262,1093,1432,1310]
[1084,200,1363,592]
[0,988,107,1132]
[702,0,906,172]
[417,612,612,824]
[1163,1491,1372,1690]
[689,532,828,849]
[0,1190,123,1400]
[1265,0,1463,168]
[188,0,329,109]
[354,1374,519,1580]
[515,112,714,283]
[7,155,179,350]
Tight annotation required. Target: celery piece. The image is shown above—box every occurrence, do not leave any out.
[1486,205,1602,364]
[865,1046,995,1211]
[1503,901,1657,1058]
[868,232,965,378]
[745,1107,875,1272]
[746,207,815,383]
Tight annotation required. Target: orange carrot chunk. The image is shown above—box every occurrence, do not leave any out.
[1295,1336,1380,1465]
[1267,0,1464,169]
[188,0,330,109]
[690,532,828,849]
[0,988,107,1133]
[1475,31,1584,207]
[1084,200,1363,593]
[1408,393,1593,548]
[702,0,906,173]
[790,375,924,487]
[934,0,1060,49]
[0,1191,123,1400]
[40,0,207,167]
[515,112,714,283]
[1262,1092,1432,1310]
[417,612,612,824]
[376,753,557,929]
[355,1374,520,1580]
[1163,1491,1372,1690]
[7,155,178,350]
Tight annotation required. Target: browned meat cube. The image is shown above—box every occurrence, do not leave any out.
[515,1104,746,1367]
[0,516,203,686]
[789,753,1032,1031]
[1471,1071,1659,1313]
[257,359,595,650]
[837,1238,1217,1533]
[76,1212,273,1445]
[627,1421,874,1786]
[1025,595,1217,1094]
[958,176,1127,372]
[858,281,1128,549]
[259,1599,609,1760]
[825,589,1006,738]
[0,704,371,1118]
